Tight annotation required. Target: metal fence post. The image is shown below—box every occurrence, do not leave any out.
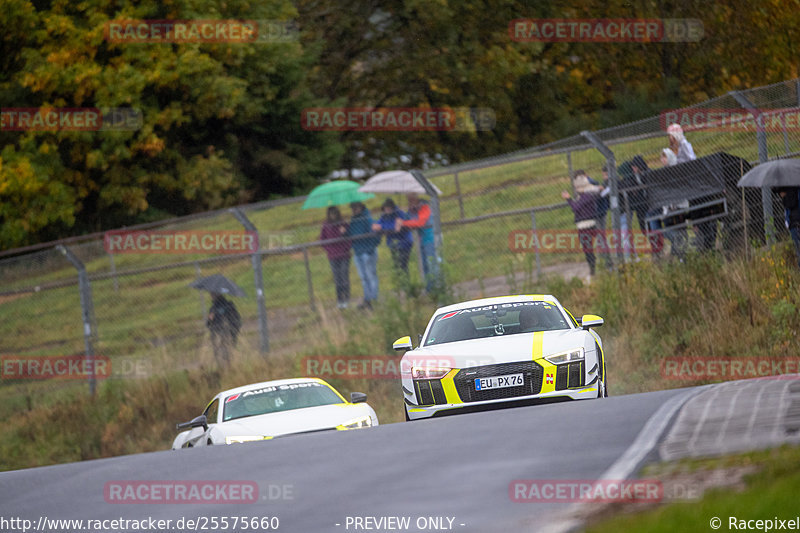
[580,131,621,263]
[194,262,206,325]
[56,245,97,396]
[454,171,465,219]
[531,210,541,279]
[730,90,774,244]
[230,208,269,354]
[302,247,316,311]
[108,252,119,293]
[566,151,575,197]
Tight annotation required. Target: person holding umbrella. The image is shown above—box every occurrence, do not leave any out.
[738,158,800,268]
[189,274,245,367]
[207,292,242,366]
[373,198,414,275]
[320,206,352,309]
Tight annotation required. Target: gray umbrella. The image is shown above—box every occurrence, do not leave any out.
[737,158,800,187]
[189,274,246,297]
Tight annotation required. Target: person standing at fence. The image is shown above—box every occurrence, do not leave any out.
[320,206,351,309]
[618,155,651,260]
[580,169,612,271]
[562,175,599,276]
[373,198,413,276]
[397,193,439,293]
[667,123,696,163]
[207,293,241,366]
[778,187,800,269]
[348,202,381,309]
[668,122,717,252]
[646,149,688,261]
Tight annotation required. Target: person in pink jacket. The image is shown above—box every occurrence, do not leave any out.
[319,206,351,309]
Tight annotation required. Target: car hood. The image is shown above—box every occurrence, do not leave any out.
[404,329,589,367]
[216,403,372,438]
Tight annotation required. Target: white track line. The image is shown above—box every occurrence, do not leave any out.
[535,385,710,533]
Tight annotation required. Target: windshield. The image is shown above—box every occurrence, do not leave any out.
[222,382,343,422]
[424,301,570,346]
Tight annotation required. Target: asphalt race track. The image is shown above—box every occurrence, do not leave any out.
[0,387,706,533]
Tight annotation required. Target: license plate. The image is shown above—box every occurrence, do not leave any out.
[474,373,524,391]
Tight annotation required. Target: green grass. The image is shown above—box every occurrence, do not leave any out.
[588,446,800,533]
[3,241,799,472]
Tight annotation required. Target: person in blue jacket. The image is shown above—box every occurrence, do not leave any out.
[348,202,381,309]
[373,198,413,275]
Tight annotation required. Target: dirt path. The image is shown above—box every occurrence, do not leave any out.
[453,261,590,299]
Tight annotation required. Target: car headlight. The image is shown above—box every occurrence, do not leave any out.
[224,435,272,444]
[411,366,450,379]
[336,416,373,430]
[544,348,584,365]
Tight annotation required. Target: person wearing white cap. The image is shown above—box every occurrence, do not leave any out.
[666,123,696,163]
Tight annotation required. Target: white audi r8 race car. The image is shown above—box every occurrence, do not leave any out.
[393,294,607,421]
[171,377,378,448]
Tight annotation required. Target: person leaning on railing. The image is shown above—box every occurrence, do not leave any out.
[562,175,601,276]
[372,198,413,276]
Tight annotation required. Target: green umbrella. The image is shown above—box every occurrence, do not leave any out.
[302,180,374,209]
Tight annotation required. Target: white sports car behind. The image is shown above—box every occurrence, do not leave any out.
[172,377,378,448]
[393,294,607,421]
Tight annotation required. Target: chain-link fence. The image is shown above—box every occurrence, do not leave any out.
[2,78,800,408]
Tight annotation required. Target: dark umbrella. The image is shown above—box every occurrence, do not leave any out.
[737,158,800,187]
[189,274,246,297]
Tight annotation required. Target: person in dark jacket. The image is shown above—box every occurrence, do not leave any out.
[562,175,600,275]
[207,293,241,366]
[320,206,351,309]
[778,187,800,268]
[582,168,612,270]
[372,198,413,275]
[348,202,381,309]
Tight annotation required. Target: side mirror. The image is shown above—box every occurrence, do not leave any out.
[176,414,208,431]
[580,314,604,330]
[393,336,413,351]
[350,392,368,404]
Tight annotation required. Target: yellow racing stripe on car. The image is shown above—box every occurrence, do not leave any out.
[441,369,462,404]
[538,359,557,394]
[531,331,544,360]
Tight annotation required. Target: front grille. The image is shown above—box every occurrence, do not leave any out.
[556,361,585,390]
[414,379,447,405]
[453,361,544,402]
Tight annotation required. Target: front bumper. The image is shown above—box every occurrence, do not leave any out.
[404,359,598,420]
